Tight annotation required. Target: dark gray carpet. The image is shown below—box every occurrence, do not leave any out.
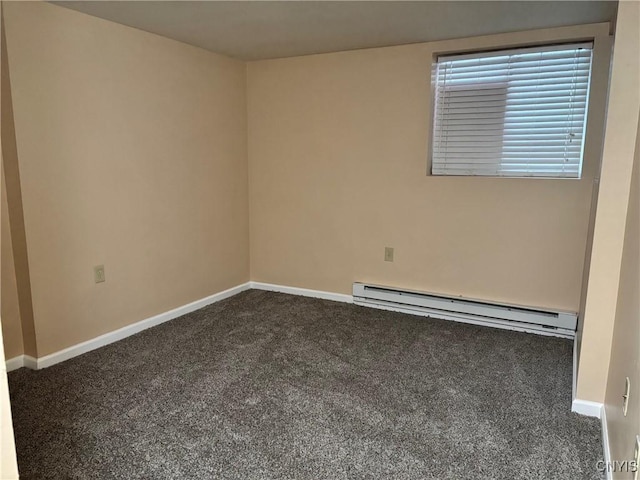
[9,290,603,479]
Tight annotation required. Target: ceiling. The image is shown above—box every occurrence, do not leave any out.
[53,1,618,61]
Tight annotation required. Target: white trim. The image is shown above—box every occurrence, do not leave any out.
[572,340,578,402]
[249,282,353,304]
[571,398,603,418]
[6,355,38,372]
[5,356,24,373]
[601,405,612,480]
[23,356,37,370]
[16,283,250,370]
[438,42,594,62]
[7,282,346,371]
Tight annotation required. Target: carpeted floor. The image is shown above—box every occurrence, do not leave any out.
[9,290,603,479]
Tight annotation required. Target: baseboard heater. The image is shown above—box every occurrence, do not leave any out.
[352,283,577,338]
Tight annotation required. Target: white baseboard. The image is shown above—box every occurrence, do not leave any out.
[571,398,603,418]
[23,355,37,370]
[6,282,250,371]
[572,340,578,402]
[249,281,353,304]
[600,405,612,480]
[5,356,24,373]
[7,281,351,371]
[6,280,576,370]
[4,355,37,372]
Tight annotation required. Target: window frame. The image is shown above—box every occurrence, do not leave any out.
[427,41,594,179]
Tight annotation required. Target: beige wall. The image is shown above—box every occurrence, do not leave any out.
[1,169,22,360]
[1,10,34,359]
[248,24,610,313]
[0,5,20,479]
[577,0,640,404]
[575,174,600,375]
[605,112,640,479]
[2,2,249,356]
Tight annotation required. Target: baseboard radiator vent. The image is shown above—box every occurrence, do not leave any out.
[352,283,577,338]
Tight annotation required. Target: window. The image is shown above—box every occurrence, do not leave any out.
[431,43,593,178]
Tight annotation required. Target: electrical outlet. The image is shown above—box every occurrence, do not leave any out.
[94,265,105,283]
[384,247,394,262]
[623,377,631,416]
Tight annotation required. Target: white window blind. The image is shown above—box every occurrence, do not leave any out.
[432,43,593,178]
